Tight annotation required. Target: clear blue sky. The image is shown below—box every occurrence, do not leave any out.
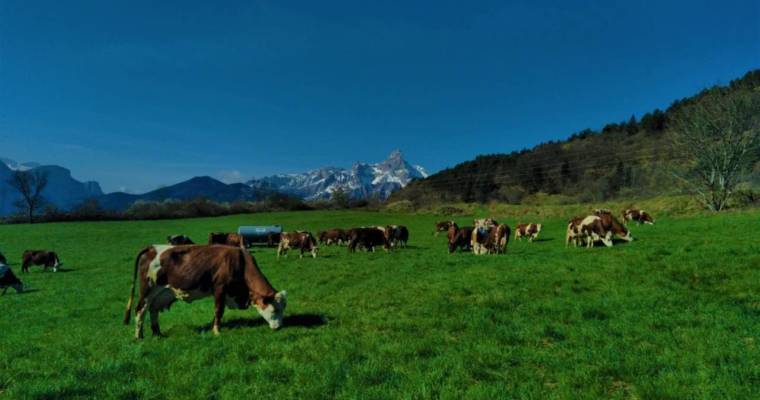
[1,1,758,193]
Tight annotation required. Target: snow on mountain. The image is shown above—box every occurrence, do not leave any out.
[1,158,41,171]
[248,150,428,200]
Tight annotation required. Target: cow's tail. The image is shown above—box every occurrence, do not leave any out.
[123,248,147,325]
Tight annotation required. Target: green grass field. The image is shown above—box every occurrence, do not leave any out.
[1,210,759,399]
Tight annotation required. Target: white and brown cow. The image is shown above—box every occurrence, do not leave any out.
[123,245,287,339]
[515,223,542,242]
[566,216,584,247]
[22,250,61,272]
[434,221,456,236]
[277,231,318,259]
[578,216,613,248]
[1,264,23,295]
[385,225,409,248]
[471,219,500,255]
[593,209,633,242]
[622,209,655,225]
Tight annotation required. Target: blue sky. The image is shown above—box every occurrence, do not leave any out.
[1,1,758,193]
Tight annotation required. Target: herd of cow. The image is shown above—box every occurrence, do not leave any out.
[0,207,654,339]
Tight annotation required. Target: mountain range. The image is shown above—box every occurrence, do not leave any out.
[0,150,428,215]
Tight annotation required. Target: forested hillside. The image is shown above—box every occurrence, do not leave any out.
[391,70,760,205]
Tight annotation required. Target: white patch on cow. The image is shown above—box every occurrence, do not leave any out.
[148,245,173,282]
[256,290,287,330]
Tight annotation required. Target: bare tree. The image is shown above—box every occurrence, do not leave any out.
[7,169,49,223]
[671,90,760,211]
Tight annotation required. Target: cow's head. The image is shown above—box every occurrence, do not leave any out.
[642,212,655,224]
[257,291,287,330]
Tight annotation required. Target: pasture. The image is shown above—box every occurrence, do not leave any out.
[1,209,759,399]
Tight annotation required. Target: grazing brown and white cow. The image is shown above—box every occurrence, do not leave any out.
[485,224,511,254]
[593,209,633,242]
[471,219,498,255]
[515,223,542,242]
[22,250,61,272]
[447,224,473,253]
[167,235,194,245]
[622,209,655,225]
[434,221,455,236]
[278,231,319,259]
[1,264,23,295]
[385,225,409,248]
[318,229,348,246]
[208,232,245,248]
[347,227,390,253]
[578,216,613,248]
[123,245,287,339]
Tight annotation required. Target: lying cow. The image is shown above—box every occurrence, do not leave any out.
[1,264,23,295]
[167,235,194,245]
[348,227,390,253]
[22,250,61,272]
[622,209,655,225]
[434,221,455,236]
[208,232,245,248]
[318,229,348,246]
[385,225,409,248]
[124,244,287,338]
[593,209,633,242]
[515,223,542,242]
[278,231,318,259]
[447,224,473,253]
[578,215,613,248]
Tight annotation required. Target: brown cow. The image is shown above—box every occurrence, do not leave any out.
[123,245,287,339]
[167,235,194,245]
[593,209,633,242]
[385,225,409,248]
[622,209,655,225]
[566,216,585,247]
[434,221,455,236]
[485,224,511,254]
[318,229,348,246]
[22,250,61,272]
[208,232,245,248]
[515,223,542,242]
[278,232,319,259]
[447,224,472,253]
[471,219,498,255]
[578,215,613,248]
[348,227,390,253]
[1,264,23,295]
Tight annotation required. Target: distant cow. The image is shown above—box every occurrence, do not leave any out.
[0,264,23,295]
[208,232,245,248]
[593,209,633,242]
[471,219,498,255]
[385,225,409,248]
[278,231,319,259]
[348,227,391,253]
[434,221,455,236]
[22,250,61,273]
[167,235,194,245]
[318,229,348,246]
[515,223,542,242]
[267,232,281,247]
[124,245,287,338]
[485,224,511,254]
[578,215,613,248]
[622,209,655,225]
[447,224,473,253]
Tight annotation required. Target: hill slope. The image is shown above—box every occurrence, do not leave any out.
[391,70,760,205]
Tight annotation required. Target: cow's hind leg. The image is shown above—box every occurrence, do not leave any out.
[212,288,226,335]
[150,307,164,337]
[134,298,148,339]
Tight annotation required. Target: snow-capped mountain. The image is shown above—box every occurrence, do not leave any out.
[248,150,429,200]
[1,158,41,171]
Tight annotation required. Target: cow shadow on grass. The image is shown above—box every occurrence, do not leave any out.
[529,238,554,243]
[195,313,328,333]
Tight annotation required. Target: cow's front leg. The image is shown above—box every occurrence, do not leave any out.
[134,298,148,339]
[150,307,164,337]
[212,289,226,335]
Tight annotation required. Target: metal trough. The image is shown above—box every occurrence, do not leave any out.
[238,225,283,246]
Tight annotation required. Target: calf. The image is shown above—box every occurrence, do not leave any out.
[278,231,319,259]
[385,225,409,248]
[622,209,655,225]
[348,227,390,253]
[515,223,542,242]
[208,232,245,248]
[434,221,455,236]
[447,224,473,253]
[0,264,23,295]
[318,229,348,246]
[22,250,61,272]
[124,245,287,338]
[167,235,194,245]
